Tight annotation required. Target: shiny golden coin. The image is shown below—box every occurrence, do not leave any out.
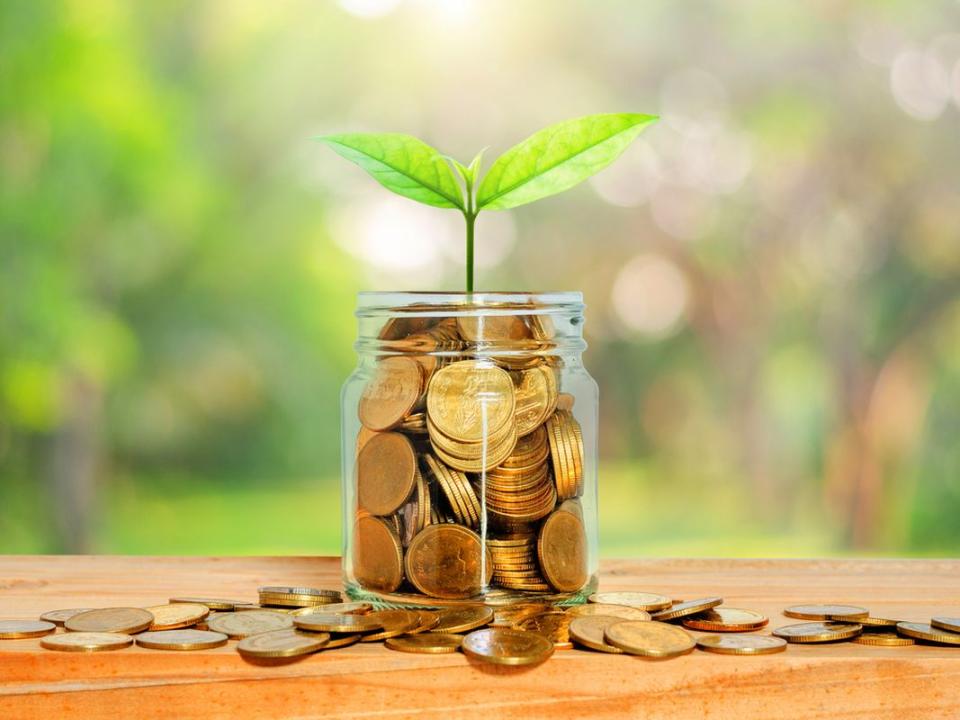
[405,524,493,600]
[207,610,293,638]
[783,604,868,621]
[537,508,587,593]
[682,607,768,632]
[567,603,651,621]
[258,586,341,600]
[651,597,723,622]
[357,432,418,516]
[237,628,330,658]
[0,620,56,639]
[513,366,557,437]
[517,612,574,649]
[360,609,421,642]
[354,514,404,593]
[772,621,863,643]
[293,613,382,633]
[323,632,361,649]
[290,602,372,616]
[896,622,960,645]
[696,635,787,655]
[40,632,133,652]
[461,627,554,666]
[386,633,463,654]
[491,603,555,628]
[431,605,494,634]
[169,597,246,611]
[847,615,900,627]
[854,631,915,647]
[359,355,423,432]
[568,615,625,653]
[427,360,515,443]
[65,608,154,634]
[135,629,228,651]
[143,603,210,630]
[407,610,441,634]
[588,592,672,612]
[604,620,696,658]
[39,608,93,626]
[931,617,960,634]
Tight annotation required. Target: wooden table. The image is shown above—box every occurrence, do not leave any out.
[1,556,958,719]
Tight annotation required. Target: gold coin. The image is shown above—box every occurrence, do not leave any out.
[257,587,341,600]
[896,622,960,645]
[353,514,404,593]
[847,615,900,627]
[0,620,56,639]
[169,597,246,611]
[537,508,587,592]
[854,631,915,647]
[407,610,441,634]
[237,628,330,658]
[587,590,673,612]
[357,432,418,516]
[323,632,361,649]
[567,603,651,621]
[517,612,573,649]
[568,615,625,653]
[359,609,421,642]
[405,524,493,599]
[207,610,293,638]
[39,609,93,626]
[604,620,696,658]
[135,629,228,651]
[783,604,868,621]
[652,597,724,622]
[772,622,863,643]
[143,603,210,630]
[461,627,554,666]
[491,603,555,627]
[696,635,787,655]
[40,632,133,652]
[293,613,383,633]
[931,617,960,634]
[426,360,515,443]
[65,608,154,634]
[431,606,494,634]
[431,427,518,473]
[290,602,372,616]
[513,366,556,437]
[682,607,767,632]
[385,633,463,654]
[359,356,423,432]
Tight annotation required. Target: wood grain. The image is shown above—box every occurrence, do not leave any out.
[1,556,959,719]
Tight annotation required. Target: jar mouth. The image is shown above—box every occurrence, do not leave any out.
[356,291,584,317]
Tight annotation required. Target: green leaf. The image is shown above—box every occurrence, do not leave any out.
[316,133,464,209]
[476,113,657,210]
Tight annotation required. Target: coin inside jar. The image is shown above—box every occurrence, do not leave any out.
[404,524,493,599]
[353,514,404,593]
[357,432,418,516]
[537,508,587,593]
[358,356,423,432]
[426,360,516,444]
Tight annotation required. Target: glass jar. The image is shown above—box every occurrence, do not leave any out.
[341,292,598,608]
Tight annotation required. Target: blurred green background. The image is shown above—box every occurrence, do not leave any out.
[2,0,959,557]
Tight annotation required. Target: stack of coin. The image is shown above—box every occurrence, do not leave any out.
[483,427,557,527]
[488,535,551,592]
[258,587,343,609]
[546,410,583,499]
[423,453,481,529]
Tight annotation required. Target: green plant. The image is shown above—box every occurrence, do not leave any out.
[316,113,657,291]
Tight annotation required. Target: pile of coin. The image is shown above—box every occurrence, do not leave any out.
[353,308,588,601]
[4,585,958,665]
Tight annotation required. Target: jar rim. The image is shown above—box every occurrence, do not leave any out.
[356,291,583,314]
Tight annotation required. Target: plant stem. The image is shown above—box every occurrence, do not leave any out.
[465,211,476,293]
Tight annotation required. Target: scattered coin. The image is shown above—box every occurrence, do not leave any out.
[39,608,93,626]
[408,610,441,634]
[40,632,133,652]
[290,602,372,616]
[846,615,899,628]
[682,608,768,632]
[568,615,624,654]
[258,586,342,608]
[566,603,651,621]
[854,631,915,647]
[896,622,960,645]
[237,628,330,658]
[652,597,724,622]
[360,609,421,642]
[431,606,494,634]
[65,608,154,634]
[143,603,210,630]
[207,610,293,638]
[323,633,362,649]
[696,635,787,655]
[386,633,463,654]
[603,620,696,658]
[135,629,229,651]
[0,620,56,639]
[461,627,555,666]
[772,622,863,643]
[931,617,960,634]
[491,603,555,627]
[588,592,672,612]
[516,612,573,649]
[169,597,246,611]
[293,613,383,633]
[783,604,868,621]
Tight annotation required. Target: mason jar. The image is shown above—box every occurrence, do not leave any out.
[341,292,598,608]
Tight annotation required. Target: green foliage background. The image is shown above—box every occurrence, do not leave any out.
[2,0,959,556]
